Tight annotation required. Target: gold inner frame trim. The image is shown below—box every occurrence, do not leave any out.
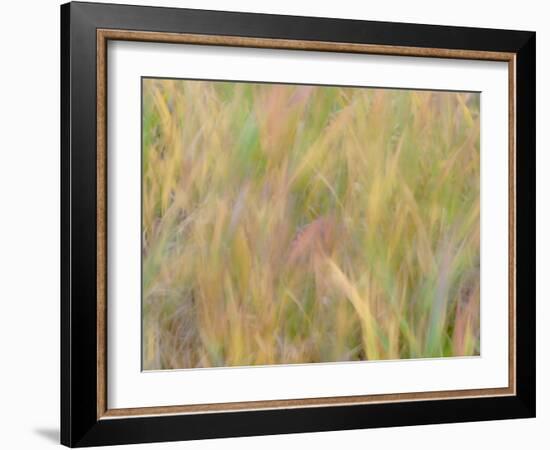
[96,28,517,420]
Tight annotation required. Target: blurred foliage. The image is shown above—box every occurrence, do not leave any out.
[142,79,480,370]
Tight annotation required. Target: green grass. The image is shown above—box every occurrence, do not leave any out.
[142,78,480,370]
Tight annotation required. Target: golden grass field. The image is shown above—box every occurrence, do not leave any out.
[142,78,480,370]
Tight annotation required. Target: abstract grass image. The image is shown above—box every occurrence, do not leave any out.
[142,78,480,370]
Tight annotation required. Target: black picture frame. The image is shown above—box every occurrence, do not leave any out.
[61,1,535,447]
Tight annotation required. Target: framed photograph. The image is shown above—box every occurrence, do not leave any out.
[61,1,536,447]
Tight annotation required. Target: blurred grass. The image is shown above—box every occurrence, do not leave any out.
[142,78,480,370]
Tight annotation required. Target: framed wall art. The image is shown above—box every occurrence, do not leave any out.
[60,1,536,447]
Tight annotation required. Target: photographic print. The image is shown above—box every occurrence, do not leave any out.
[62,6,535,444]
[141,78,480,370]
